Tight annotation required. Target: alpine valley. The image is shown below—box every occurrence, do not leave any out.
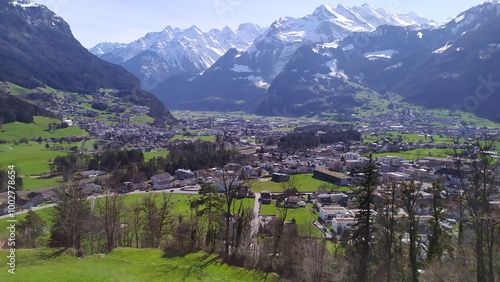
[92,2,500,122]
[0,0,176,125]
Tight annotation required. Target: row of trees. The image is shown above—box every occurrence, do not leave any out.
[50,141,243,183]
[278,129,361,151]
[0,166,23,193]
[29,166,251,261]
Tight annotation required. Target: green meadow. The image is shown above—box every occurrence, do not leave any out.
[0,143,65,176]
[170,135,216,142]
[0,141,95,190]
[0,116,88,141]
[260,203,321,237]
[363,131,462,145]
[0,248,281,282]
[143,150,169,161]
[372,148,456,160]
[0,116,92,190]
[249,174,350,193]
[5,82,32,95]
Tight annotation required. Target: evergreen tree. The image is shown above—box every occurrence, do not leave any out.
[49,186,91,250]
[427,180,445,262]
[351,155,378,282]
[18,210,46,248]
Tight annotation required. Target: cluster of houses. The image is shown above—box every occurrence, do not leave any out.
[0,179,106,216]
[149,169,198,190]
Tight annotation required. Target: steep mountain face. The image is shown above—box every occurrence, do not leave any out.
[90,23,264,90]
[0,0,175,124]
[153,3,435,111]
[259,1,500,121]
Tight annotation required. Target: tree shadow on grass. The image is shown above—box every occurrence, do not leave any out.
[199,256,219,269]
[38,248,68,260]
[162,247,190,259]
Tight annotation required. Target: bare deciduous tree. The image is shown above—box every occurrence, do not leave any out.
[96,190,125,253]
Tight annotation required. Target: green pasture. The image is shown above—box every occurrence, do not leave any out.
[372,148,457,160]
[249,174,350,193]
[260,203,321,237]
[0,116,88,141]
[0,248,280,282]
[143,150,170,161]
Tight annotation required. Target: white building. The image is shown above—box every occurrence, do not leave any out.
[319,206,348,226]
[151,172,174,190]
[63,119,73,126]
[331,217,357,234]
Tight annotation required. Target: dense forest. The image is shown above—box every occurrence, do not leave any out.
[0,92,54,124]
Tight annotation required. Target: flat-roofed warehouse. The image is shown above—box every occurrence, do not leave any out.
[313,168,351,186]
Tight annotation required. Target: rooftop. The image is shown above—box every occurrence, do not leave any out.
[314,168,351,179]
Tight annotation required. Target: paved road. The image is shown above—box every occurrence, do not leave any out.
[249,193,261,259]
[0,203,58,220]
[250,193,261,236]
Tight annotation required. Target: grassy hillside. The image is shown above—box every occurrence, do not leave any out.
[0,141,95,190]
[0,248,281,282]
[0,116,88,141]
[0,116,92,190]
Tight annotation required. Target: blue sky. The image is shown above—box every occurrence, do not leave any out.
[33,0,487,48]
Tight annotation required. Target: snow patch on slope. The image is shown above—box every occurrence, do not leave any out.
[231,64,252,72]
[364,50,399,60]
[433,42,453,54]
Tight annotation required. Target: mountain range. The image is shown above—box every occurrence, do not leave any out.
[0,0,176,125]
[259,1,500,120]
[90,23,265,91]
[123,1,498,122]
[90,3,437,98]
[3,0,500,124]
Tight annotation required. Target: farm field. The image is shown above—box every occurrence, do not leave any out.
[363,131,463,145]
[0,141,95,190]
[0,116,97,190]
[170,135,216,142]
[0,248,280,282]
[249,174,350,193]
[372,148,456,160]
[143,150,169,161]
[171,110,309,122]
[0,116,88,141]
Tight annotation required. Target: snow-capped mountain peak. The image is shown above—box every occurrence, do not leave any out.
[241,3,436,80]
[312,4,337,18]
[10,0,39,8]
[90,23,265,87]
